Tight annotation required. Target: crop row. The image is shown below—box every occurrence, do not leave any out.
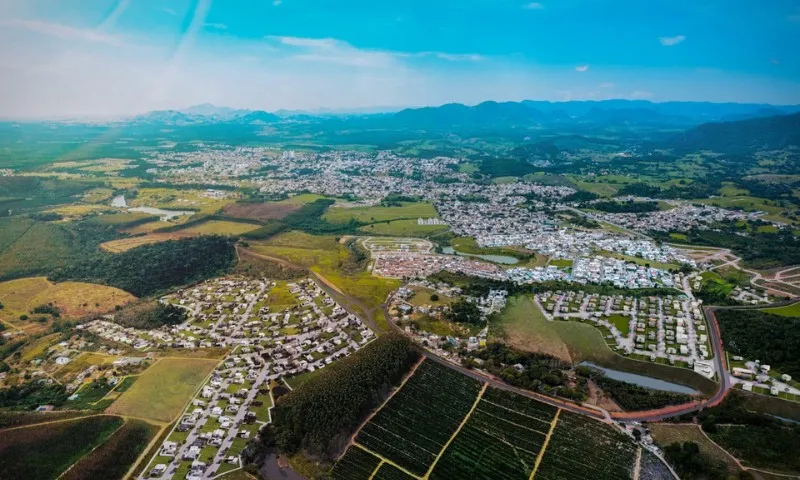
[372,463,416,480]
[535,411,637,480]
[330,446,381,480]
[355,360,482,475]
[480,387,558,424]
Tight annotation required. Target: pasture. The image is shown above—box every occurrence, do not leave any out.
[222,194,325,222]
[0,277,135,320]
[323,202,438,224]
[761,301,800,317]
[176,219,261,236]
[126,187,233,215]
[359,219,449,237]
[107,358,217,422]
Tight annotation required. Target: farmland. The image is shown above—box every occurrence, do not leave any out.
[61,419,160,480]
[323,202,438,224]
[355,360,482,475]
[176,219,261,235]
[222,194,326,221]
[106,358,217,422]
[535,410,637,480]
[0,414,124,480]
[334,360,646,480]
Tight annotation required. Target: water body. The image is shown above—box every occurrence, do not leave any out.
[129,206,195,220]
[580,362,699,394]
[260,452,307,480]
[442,246,519,265]
[110,195,127,208]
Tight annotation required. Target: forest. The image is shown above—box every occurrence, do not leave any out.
[577,367,692,410]
[113,301,187,329]
[50,236,237,297]
[272,334,420,461]
[715,309,800,378]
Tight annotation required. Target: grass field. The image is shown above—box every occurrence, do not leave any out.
[358,219,449,237]
[649,423,741,476]
[0,415,124,480]
[107,358,217,422]
[323,202,438,224]
[86,212,159,226]
[127,188,234,215]
[493,295,608,362]
[99,233,192,253]
[761,301,800,317]
[0,277,136,319]
[177,220,261,236]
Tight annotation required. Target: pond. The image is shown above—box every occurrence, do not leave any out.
[128,206,195,220]
[580,362,699,394]
[442,246,519,265]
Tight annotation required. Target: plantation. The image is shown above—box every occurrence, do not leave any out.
[61,419,160,480]
[0,415,123,480]
[372,463,416,480]
[330,445,382,480]
[535,410,637,480]
[430,388,557,480]
[355,360,482,475]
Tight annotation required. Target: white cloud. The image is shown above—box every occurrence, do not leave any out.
[273,0,282,5]
[266,36,481,67]
[523,2,545,9]
[4,19,125,46]
[161,8,177,16]
[659,35,685,46]
[598,82,614,88]
[575,64,589,72]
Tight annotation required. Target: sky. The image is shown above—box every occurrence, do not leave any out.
[1,0,799,118]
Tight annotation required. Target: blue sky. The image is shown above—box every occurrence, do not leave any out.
[1,0,799,117]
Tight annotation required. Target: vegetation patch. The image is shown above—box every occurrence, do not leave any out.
[107,358,217,422]
[113,300,186,329]
[0,414,123,480]
[323,201,438,224]
[61,419,160,480]
[716,309,800,378]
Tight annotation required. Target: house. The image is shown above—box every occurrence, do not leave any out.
[149,464,167,477]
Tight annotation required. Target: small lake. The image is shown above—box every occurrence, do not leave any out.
[129,206,195,220]
[442,246,519,265]
[110,195,127,208]
[580,362,699,394]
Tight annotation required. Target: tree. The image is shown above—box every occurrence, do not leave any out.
[445,299,482,325]
[430,294,439,302]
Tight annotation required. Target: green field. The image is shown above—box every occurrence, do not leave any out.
[323,202,438,224]
[107,358,217,422]
[761,301,800,317]
[0,415,124,480]
[359,218,449,237]
[177,219,261,235]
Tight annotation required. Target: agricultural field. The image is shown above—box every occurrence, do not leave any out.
[323,202,438,224]
[535,410,637,480]
[100,232,192,253]
[222,194,326,221]
[107,358,217,422]
[176,219,261,236]
[0,221,75,279]
[429,387,557,480]
[335,361,648,480]
[85,212,159,227]
[0,414,124,480]
[355,359,482,475]
[359,218,450,237]
[61,419,159,480]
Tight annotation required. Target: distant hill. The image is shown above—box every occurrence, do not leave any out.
[668,112,800,154]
